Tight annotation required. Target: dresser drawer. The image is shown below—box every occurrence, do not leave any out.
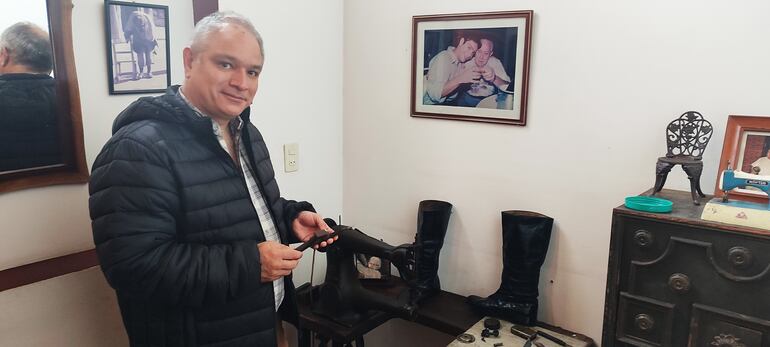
[617,215,770,317]
[616,292,674,346]
[688,304,770,347]
[619,215,770,280]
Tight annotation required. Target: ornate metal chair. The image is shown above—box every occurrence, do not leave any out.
[651,111,713,205]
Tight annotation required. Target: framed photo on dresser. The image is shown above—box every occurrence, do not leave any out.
[715,115,770,204]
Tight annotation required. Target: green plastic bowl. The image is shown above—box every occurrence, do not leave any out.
[624,196,673,213]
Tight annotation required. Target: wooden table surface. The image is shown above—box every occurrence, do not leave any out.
[295,278,594,346]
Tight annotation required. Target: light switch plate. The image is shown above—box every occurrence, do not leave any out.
[283,143,298,172]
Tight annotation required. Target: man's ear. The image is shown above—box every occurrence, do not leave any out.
[457,38,465,47]
[182,47,194,78]
[0,47,9,67]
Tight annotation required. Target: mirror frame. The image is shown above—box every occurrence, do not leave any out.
[0,0,88,193]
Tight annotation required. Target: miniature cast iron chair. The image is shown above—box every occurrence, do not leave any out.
[651,111,713,205]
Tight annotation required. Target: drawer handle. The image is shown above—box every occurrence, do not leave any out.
[711,333,747,347]
[633,230,654,248]
[728,247,753,269]
[634,314,655,331]
[668,273,691,293]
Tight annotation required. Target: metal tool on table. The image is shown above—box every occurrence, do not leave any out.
[536,330,568,346]
[455,333,475,344]
[481,318,502,340]
[511,324,568,347]
[511,325,538,347]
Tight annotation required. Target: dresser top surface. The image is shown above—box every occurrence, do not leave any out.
[614,189,770,237]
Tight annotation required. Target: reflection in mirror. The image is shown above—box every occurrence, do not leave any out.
[0,22,62,173]
[0,0,88,193]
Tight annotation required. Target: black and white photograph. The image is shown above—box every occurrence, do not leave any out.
[105,1,170,94]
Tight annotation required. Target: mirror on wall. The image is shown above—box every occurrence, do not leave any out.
[0,0,88,193]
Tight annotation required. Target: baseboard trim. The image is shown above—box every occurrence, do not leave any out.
[0,249,98,292]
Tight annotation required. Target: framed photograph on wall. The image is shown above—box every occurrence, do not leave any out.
[411,11,533,125]
[715,115,770,203]
[105,1,170,94]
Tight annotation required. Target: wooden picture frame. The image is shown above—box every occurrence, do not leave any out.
[105,1,170,94]
[0,0,89,194]
[714,115,770,203]
[411,11,533,125]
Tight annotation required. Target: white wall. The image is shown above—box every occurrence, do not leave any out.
[343,0,770,344]
[0,2,48,35]
[1,0,343,345]
[0,268,127,346]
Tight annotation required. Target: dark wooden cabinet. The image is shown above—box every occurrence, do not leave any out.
[602,190,770,347]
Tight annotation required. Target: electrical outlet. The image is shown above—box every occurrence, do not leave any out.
[283,143,298,172]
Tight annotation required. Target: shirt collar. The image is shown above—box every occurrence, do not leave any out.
[178,87,244,133]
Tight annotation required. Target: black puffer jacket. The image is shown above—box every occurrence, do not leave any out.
[89,86,313,346]
[0,73,61,171]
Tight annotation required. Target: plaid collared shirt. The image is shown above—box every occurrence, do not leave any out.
[179,89,284,311]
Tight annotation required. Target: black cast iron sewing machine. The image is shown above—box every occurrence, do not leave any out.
[306,221,417,327]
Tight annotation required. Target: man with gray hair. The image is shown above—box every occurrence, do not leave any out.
[0,21,53,75]
[90,11,335,347]
[0,22,60,171]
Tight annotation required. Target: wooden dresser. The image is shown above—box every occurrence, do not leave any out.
[602,189,770,346]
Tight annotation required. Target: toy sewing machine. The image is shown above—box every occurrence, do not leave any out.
[720,164,770,207]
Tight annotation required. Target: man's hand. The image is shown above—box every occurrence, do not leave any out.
[258,241,302,282]
[455,66,482,84]
[479,67,495,82]
[292,211,337,249]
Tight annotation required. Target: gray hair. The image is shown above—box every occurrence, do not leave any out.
[190,11,264,59]
[0,22,53,74]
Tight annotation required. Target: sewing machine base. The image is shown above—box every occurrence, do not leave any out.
[311,280,413,327]
[718,168,770,208]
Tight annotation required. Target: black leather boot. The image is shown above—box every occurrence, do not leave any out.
[467,210,553,326]
[409,200,453,305]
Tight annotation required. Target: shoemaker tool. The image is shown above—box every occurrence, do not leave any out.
[537,330,568,346]
[511,324,569,347]
[510,325,546,347]
[294,228,341,251]
[481,318,501,341]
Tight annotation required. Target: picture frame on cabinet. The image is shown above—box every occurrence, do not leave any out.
[715,115,770,204]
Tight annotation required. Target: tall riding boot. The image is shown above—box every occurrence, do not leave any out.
[467,210,553,326]
[409,200,453,305]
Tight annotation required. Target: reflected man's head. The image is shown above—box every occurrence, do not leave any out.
[182,11,264,123]
[0,22,53,75]
[474,38,494,68]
